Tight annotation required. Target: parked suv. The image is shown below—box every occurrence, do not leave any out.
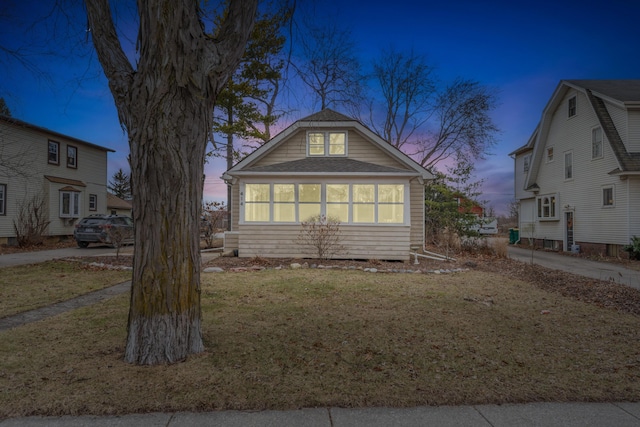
[74,214,134,248]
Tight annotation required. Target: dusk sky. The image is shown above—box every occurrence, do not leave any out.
[2,0,640,215]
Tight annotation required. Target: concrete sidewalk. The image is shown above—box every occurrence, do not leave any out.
[2,402,640,426]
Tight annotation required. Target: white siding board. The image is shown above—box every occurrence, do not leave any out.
[238,224,411,260]
[0,121,110,240]
[628,110,640,153]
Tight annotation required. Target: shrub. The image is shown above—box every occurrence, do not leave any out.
[297,215,345,260]
[623,236,640,260]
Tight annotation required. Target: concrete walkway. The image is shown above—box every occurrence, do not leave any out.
[507,245,640,290]
[2,246,640,426]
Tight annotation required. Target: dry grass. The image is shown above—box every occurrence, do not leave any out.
[1,269,640,418]
[0,261,131,318]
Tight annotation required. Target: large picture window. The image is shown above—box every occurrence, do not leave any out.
[307,132,347,157]
[243,182,405,225]
[60,190,81,218]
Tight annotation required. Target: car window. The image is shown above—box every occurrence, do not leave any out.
[81,218,107,226]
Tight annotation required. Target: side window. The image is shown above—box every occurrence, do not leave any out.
[568,96,577,117]
[48,140,60,165]
[0,183,6,215]
[60,191,81,218]
[67,145,78,168]
[89,194,97,211]
[564,151,573,180]
[603,186,614,207]
[592,127,603,159]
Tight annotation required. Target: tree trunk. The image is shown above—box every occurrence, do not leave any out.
[84,0,258,365]
[124,94,208,364]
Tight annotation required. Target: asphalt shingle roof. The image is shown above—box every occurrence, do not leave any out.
[566,80,640,103]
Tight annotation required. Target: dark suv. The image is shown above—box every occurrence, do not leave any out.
[73,214,134,248]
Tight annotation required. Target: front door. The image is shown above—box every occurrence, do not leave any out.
[565,211,574,251]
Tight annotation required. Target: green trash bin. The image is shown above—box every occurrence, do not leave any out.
[508,228,519,244]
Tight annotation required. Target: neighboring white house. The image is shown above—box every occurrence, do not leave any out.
[222,109,434,260]
[0,115,115,245]
[510,80,640,256]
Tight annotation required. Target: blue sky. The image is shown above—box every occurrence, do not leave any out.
[2,0,640,215]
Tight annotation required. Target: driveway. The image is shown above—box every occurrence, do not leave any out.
[507,245,640,290]
[0,245,133,268]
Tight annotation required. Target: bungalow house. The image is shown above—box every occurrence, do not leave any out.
[222,109,434,261]
[0,115,114,245]
[510,80,640,256]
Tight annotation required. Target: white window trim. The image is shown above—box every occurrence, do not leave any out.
[602,185,615,208]
[564,151,573,181]
[306,131,348,157]
[89,194,98,211]
[0,183,6,216]
[546,146,554,163]
[48,140,60,165]
[536,193,559,221]
[240,181,408,226]
[67,145,78,169]
[59,190,81,218]
[568,95,577,118]
[592,126,604,160]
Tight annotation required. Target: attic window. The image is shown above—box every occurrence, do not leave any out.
[568,96,577,117]
[307,132,347,157]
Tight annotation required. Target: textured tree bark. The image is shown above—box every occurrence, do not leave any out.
[85,0,257,364]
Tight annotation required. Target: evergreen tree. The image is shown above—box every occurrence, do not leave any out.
[0,98,11,116]
[108,168,131,200]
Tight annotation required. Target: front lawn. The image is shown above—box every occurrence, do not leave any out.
[1,268,639,417]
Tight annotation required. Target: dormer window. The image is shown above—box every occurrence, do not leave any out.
[307,131,347,157]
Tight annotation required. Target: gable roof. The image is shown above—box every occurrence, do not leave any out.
[0,115,115,153]
[225,108,433,180]
[523,80,640,190]
[107,193,132,210]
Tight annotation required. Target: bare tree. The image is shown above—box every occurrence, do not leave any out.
[13,193,50,247]
[85,0,258,365]
[293,19,363,111]
[369,48,499,169]
[369,48,436,152]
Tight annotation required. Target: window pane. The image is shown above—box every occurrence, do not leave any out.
[308,132,324,155]
[353,204,374,223]
[274,203,295,222]
[73,193,80,216]
[61,193,70,215]
[0,184,5,215]
[327,184,349,202]
[378,184,403,203]
[274,184,294,202]
[299,184,321,202]
[327,204,349,223]
[378,204,404,223]
[299,204,321,222]
[353,185,374,203]
[329,133,345,155]
[245,203,269,222]
[246,184,270,202]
